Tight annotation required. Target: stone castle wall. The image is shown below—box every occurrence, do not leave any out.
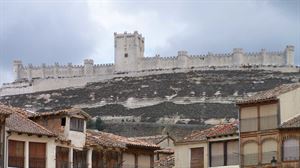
[13,46,294,81]
[1,31,296,96]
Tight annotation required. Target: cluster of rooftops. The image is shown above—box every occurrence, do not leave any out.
[0,105,160,150]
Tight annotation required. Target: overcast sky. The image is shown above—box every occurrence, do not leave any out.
[0,0,300,83]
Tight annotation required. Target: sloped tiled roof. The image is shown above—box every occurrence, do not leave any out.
[177,121,238,143]
[29,108,91,119]
[280,114,300,129]
[0,105,56,137]
[134,135,174,145]
[86,129,160,150]
[237,83,300,105]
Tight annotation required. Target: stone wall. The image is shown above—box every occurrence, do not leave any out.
[3,31,296,96]
[12,46,294,82]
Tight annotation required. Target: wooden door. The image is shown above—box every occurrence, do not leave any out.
[56,146,69,168]
[29,142,46,168]
[8,140,25,168]
[190,147,204,168]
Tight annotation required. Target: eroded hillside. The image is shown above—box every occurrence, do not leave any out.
[1,69,300,139]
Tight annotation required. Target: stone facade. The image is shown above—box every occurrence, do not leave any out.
[12,31,295,82]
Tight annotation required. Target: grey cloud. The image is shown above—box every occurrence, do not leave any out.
[0,0,299,83]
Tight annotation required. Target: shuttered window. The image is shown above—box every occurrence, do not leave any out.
[190,147,204,168]
[243,142,258,166]
[211,142,224,167]
[260,104,278,130]
[8,140,24,168]
[92,150,104,168]
[70,118,84,132]
[262,139,277,163]
[210,140,239,167]
[240,107,258,132]
[73,149,87,168]
[29,142,46,168]
[283,138,299,161]
[227,141,239,165]
[56,146,69,168]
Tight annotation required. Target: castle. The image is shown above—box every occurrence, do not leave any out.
[1,31,297,96]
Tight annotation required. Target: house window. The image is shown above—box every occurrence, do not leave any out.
[56,146,69,168]
[124,53,128,58]
[92,150,104,168]
[259,104,278,130]
[190,147,204,168]
[283,138,299,161]
[70,118,84,132]
[243,142,258,166]
[73,150,87,168]
[262,139,277,163]
[8,140,24,168]
[61,117,66,126]
[29,142,46,168]
[210,140,239,167]
[211,142,224,166]
[240,107,258,132]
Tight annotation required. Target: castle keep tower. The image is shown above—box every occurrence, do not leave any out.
[114,31,144,72]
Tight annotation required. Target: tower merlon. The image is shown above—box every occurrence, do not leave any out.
[178,51,188,57]
[233,48,244,54]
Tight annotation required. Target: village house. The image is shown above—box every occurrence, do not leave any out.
[237,83,300,168]
[28,108,91,168]
[29,108,160,168]
[0,104,57,168]
[174,122,239,168]
[0,105,159,168]
[87,130,160,168]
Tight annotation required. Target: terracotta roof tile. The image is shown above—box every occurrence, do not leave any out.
[237,83,300,105]
[134,135,173,145]
[86,129,160,150]
[0,105,56,137]
[280,114,300,129]
[178,121,238,143]
[29,108,91,119]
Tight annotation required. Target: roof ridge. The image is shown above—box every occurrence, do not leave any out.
[281,113,300,125]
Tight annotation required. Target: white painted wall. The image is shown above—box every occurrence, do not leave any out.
[64,117,86,148]
[278,87,300,123]
[138,154,151,168]
[123,153,135,167]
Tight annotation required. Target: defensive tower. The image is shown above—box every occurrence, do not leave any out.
[114,31,145,72]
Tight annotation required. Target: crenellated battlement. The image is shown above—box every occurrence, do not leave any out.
[10,31,295,84]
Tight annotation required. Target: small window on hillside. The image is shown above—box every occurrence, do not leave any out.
[61,117,66,126]
[124,53,128,58]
